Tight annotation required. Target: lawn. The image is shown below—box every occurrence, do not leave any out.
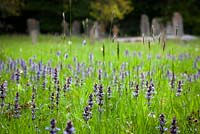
[0,34,200,134]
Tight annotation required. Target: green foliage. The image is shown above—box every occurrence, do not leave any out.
[90,0,133,23]
[0,0,24,17]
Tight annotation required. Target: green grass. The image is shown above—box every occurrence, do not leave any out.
[0,34,200,134]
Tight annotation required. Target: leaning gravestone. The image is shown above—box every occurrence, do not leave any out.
[72,20,80,35]
[152,18,161,36]
[27,18,39,44]
[140,14,150,36]
[172,12,184,37]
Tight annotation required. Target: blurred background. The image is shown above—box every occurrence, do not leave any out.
[0,0,200,36]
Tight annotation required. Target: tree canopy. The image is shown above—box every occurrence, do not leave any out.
[90,0,133,24]
[0,0,200,35]
[0,0,24,17]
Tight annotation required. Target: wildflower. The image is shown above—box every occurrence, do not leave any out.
[63,77,72,93]
[159,114,167,134]
[31,93,36,120]
[46,119,60,134]
[37,70,40,81]
[133,84,139,97]
[148,112,156,118]
[56,85,60,109]
[83,106,92,123]
[53,68,58,86]
[64,53,68,59]
[50,92,55,110]
[14,92,20,118]
[68,40,72,45]
[125,50,129,56]
[89,53,93,64]
[146,85,152,106]
[82,39,86,46]
[107,86,112,99]
[42,65,47,79]
[64,121,75,134]
[170,117,179,134]
[15,69,20,84]
[42,80,46,90]
[98,69,102,81]
[88,94,93,109]
[0,81,7,107]
[23,65,27,78]
[57,51,61,56]
[176,81,183,96]
[93,83,98,96]
[97,84,104,107]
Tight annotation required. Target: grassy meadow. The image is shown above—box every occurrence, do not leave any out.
[0,34,200,134]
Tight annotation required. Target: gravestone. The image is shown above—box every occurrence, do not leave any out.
[82,18,89,36]
[89,22,101,43]
[61,20,69,36]
[27,18,39,44]
[166,21,173,35]
[112,25,119,42]
[172,12,184,36]
[152,18,161,36]
[140,14,150,36]
[72,20,80,35]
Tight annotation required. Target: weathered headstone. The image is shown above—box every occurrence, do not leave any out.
[172,12,184,36]
[72,20,80,35]
[166,21,173,35]
[152,18,161,36]
[112,25,119,42]
[61,20,69,36]
[89,22,100,43]
[27,18,39,44]
[140,14,150,36]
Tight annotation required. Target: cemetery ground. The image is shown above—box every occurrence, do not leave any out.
[0,34,200,134]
